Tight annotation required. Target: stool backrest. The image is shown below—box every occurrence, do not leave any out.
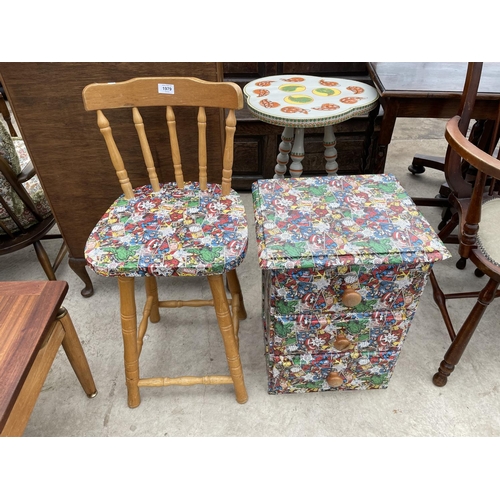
[82,77,243,198]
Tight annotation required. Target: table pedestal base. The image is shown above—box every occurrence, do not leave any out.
[274,125,338,178]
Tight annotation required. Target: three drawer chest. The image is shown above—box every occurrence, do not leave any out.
[252,174,451,394]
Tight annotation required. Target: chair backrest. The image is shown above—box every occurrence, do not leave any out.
[0,155,53,244]
[82,77,243,198]
[444,62,500,262]
[0,92,19,137]
[443,62,485,199]
[0,118,53,244]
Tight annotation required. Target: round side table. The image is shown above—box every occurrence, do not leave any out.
[243,75,379,178]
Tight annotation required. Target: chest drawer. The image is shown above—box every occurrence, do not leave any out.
[268,263,430,315]
[268,350,400,394]
[266,310,413,356]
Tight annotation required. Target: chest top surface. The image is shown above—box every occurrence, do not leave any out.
[252,174,451,270]
[243,75,379,128]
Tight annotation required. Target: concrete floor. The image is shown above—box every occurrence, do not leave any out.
[2,117,500,437]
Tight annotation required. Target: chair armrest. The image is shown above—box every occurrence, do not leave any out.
[17,161,36,183]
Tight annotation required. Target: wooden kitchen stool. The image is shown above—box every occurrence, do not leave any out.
[82,77,248,407]
[0,281,97,436]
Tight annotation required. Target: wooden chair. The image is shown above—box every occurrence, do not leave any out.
[429,62,500,386]
[0,281,97,437]
[0,119,68,279]
[0,90,18,137]
[411,120,499,238]
[0,161,68,279]
[82,77,248,407]
[410,63,500,272]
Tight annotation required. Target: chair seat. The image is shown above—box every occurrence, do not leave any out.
[476,197,500,267]
[85,182,248,277]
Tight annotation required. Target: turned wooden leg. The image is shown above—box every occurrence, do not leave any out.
[118,277,141,408]
[68,256,94,297]
[289,128,305,178]
[429,269,456,342]
[274,126,294,178]
[226,269,247,320]
[433,278,500,387]
[207,274,248,404]
[324,125,338,175]
[58,307,98,398]
[145,276,160,323]
[33,240,57,280]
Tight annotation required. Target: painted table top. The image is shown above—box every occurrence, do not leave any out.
[252,174,451,269]
[243,75,379,128]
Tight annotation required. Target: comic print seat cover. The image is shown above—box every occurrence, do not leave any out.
[85,182,248,278]
[253,174,451,269]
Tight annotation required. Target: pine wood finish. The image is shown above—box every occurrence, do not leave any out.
[0,281,97,436]
[82,77,248,407]
[429,62,500,387]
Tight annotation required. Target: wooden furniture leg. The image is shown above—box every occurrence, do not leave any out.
[33,240,57,280]
[433,278,500,387]
[289,128,305,178]
[323,125,338,175]
[145,276,160,323]
[207,274,248,404]
[373,99,399,174]
[226,269,247,320]
[274,127,294,178]
[1,303,97,437]
[362,105,380,173]
[118,276,141,408]
[58,307,99,397]
[68,255,94,297]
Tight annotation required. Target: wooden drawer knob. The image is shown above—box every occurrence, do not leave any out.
[326,372,343,388]
[333,335,351,351]
[342,289,362,308]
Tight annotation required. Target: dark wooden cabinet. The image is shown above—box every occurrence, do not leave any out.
[224,62,382,190]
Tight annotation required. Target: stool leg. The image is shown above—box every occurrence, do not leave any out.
[226,269,247,320]
[58,307,98,398]
[274,127,294,178]
[145,276,160,323]
[207,274,248,404]
[118,277,141,408]
[324,125,339,175]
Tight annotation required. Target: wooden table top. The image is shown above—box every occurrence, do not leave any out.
[367,62,500,99]
[0,281,68,431]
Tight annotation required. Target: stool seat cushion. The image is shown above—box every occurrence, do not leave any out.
[85,182,248,277]
[476,197,500,267]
